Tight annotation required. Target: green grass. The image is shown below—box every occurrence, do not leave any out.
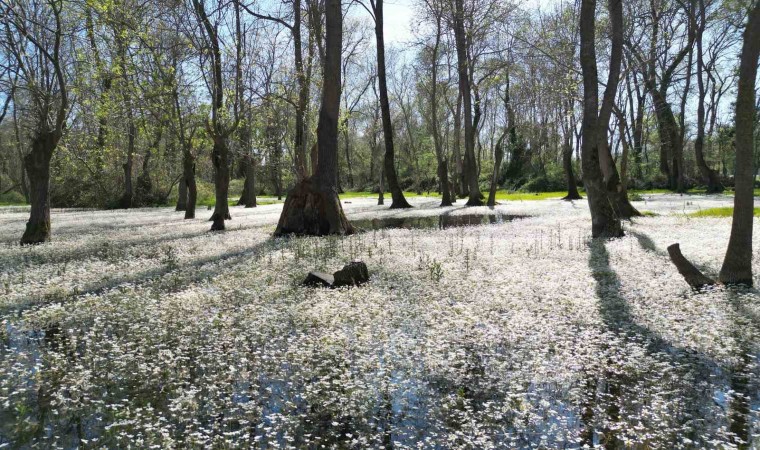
[687,206,760,218]
[0,202,27,207]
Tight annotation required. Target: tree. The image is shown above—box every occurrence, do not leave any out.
[366,0,412,209]
[191,0,242,231]
[579,0,624,238]
[692,0,724,193]
[3,0,70,244]
[451,0,483,206]
[668,0,759,288]
[420,0,453,206]
[274,0,354,236]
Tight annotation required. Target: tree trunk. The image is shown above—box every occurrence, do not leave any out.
[580,0,623,238]
[650,89,684,191]
[719,1,759,286]
[209,137,231,231]
[452,0,482,206]
[21,132,56,245]
[184,156,197,220]
[439,158,452,206]
[344,118,354,187]
[453,92,464,197]
[238,155,257,208]
[120,121,136,208]
[694,0,723,194]
[293,0,309,182]
[487,135,505,207]
[176,174,187,211]
[375,0,411,209]
[275,0,353,236]
[562,139,582,200]
[667,243,716,290]
[378,166,385,205]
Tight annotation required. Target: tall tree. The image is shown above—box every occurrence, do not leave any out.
[421,0,453,206]
[718,0,759,285]
[3,0,70,244]
[579,0,624,238]
[692,0,723,193]
[668,0,759,288]
[191,0,242,231]
[275,0,354,235]
[367,0,412,208]
[452,0,483,205]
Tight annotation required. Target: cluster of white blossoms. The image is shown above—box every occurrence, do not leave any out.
[0,194,757,448]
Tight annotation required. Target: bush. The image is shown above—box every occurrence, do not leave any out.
[0,190,26,205]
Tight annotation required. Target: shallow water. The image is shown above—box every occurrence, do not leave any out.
[352,213,528,231]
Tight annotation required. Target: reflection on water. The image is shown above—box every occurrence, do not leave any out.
[352,213,528,231]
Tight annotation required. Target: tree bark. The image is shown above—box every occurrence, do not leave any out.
[275,0,353,236]
[719,1,759,286]
[21,132,56,245]
[176,174,187,211]
[487,135,505,207]
[120,120,136,208]
[452,0,482,206]
[562,139,582,200]
[374,0,411,209]
[667,243,716,290]
[183,152,197,220]
[580,0,624,238]
[694,0,723,193]
[238,155,257,208]
[210,137,231,230]
[293,0,310,181]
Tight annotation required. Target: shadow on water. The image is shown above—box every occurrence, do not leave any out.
[588,239,756,448]
[351,213,529,231]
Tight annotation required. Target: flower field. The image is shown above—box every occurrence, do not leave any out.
[0,194,758,448]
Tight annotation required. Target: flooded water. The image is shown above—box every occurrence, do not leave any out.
[351,213,528,231]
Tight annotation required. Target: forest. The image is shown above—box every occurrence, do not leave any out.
[0,0,759,447]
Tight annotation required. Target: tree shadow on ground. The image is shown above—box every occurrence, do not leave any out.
[1,235,279,317]
[0,222,274,272]
[588,239,754,448]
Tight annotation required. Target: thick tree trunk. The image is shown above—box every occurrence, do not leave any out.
[21,132,56,245]
[452,0,482,206]
[209,138,231,231]
[719,2,759,286]
[176,174,187,211]
[275,0,353,236]
[562,140,582,200]
[580,0,623,238]
[650,89,684,191]
[238,155,257,208]
[375,0,411,209]
[439,158,453,207]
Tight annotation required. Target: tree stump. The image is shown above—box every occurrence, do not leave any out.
[667,243,716,290]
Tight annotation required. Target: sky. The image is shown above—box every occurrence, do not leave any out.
[380,0,562,44]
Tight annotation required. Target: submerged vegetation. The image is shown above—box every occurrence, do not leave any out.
[0,194,758,447]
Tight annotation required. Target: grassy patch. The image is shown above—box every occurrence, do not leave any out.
[493,191,567,201]
[687,206,760,218]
